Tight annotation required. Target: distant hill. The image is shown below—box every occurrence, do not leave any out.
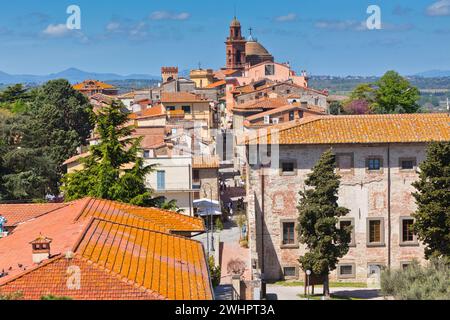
[414,70,450,78]
[0,68,160,84]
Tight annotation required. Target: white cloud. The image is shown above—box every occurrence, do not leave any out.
[149,11,190,21]
[106,22,121,32]
[42,24,70,37]
[314,20,366,31]
[275,13,297,22]
[42,23,89,43]
[426,0,450,16]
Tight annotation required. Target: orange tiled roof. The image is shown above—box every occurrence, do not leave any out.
[246,113,450,145]
[192,155,220,169]
[73,80,115,90]
[0,198,212,300]
[136,104,166,119]
[206,80,226,88]
[245,103,326,122]
[75,218,212,300]
[0,203,69,227]
[76,198,205,233]
[161,92,210,103]
[0,254,165,300]
[234,97,289,112]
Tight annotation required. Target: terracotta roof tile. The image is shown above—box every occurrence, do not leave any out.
[76,198,205,233]
[234,97,289,111]
[0,255,165,300]
[73,80,115,90]
[74,218,212,300]
[246,113,450,145]
[0,203,69,227]
[0,198,212,300]
[135,105,166,119]
[192,155,220,169]
[206,80,226,88]
[161,92,210,103]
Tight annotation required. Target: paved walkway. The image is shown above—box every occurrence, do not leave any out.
[266,284,383,300]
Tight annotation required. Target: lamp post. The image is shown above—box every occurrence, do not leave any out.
[306,270,312,300]
[202,182,214,255]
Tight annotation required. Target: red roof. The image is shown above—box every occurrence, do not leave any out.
[0,203,69,227]
[0,198,212,300]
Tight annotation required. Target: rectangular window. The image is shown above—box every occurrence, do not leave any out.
[339,219,355,246]
[193,169,200,180]
[367,218,385,246]
[298,110,304,119]
[182,105,191,114]
[289,111,295,121]
[369,220,381,243]
[265,64,275,76]
[283,267,296,278]
[166,106,175,111]
[400,158,416,170]
[156,171,166,190]
[400,217,417,245]
[143,150,150,158]
[367,158,382,171]
[336,153,354,171]
[281,161,296,175]
[338,264,355,279]
[401,262,412,270]
[282,222,295,245]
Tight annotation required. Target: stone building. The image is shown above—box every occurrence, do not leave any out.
[244,113,450,284]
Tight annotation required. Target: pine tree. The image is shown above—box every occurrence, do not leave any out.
[412,142,450,259]
[297,149,351,297]
[62,101,154,205]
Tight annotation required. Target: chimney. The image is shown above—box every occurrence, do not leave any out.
[30,234,52,264]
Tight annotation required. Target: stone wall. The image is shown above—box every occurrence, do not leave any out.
[247,143,427,283]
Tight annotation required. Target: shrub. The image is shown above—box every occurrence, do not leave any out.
[208,256,221,288]
[227,258,246,276]
[215,218,224,232]
[0,291,23,300]
[381,259,450,300]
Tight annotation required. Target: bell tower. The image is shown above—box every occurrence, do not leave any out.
[225,17,247,70]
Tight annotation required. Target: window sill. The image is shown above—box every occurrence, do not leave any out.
[399,242,419,247]
[366,243,385,248]
[280,172,297,176]
[281,244,299,249]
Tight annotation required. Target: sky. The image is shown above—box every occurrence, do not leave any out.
[0,0,449,76]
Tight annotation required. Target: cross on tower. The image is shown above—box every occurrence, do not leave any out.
[248,27,253,36]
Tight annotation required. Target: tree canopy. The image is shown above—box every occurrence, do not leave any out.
[297,149,351,297]
[0,80,93,201]
[342,71,421,115]
[62,101,154,206]
[412,142,450,259]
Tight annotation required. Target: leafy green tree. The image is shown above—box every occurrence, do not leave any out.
[0,84,28,103]
[148,197,184,213]
[62,101,154,206]
[297,149,351,297]
[349,83,376,103]
[329,101,343,115]
[412,142,450,259]
[208,256,221,288]
[27,79,93,165]
[373,71,420,113]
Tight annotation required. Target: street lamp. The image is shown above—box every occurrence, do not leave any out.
[306,270,312,300]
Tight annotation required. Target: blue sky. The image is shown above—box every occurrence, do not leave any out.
[0,0,449,76]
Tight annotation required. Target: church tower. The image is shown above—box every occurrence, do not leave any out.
[225,17,247,70]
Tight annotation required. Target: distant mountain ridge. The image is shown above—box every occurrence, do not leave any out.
[414,70,450,78]
[0,68,161,84]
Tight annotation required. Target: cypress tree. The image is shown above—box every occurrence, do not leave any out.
[412,142,450,259]
[297,149,351,297]
[62,101,153,205]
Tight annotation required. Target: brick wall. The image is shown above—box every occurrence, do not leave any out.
[247,143,427,283]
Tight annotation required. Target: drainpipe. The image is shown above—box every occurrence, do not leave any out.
[261,168,266,298]
[387,144,391,268]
